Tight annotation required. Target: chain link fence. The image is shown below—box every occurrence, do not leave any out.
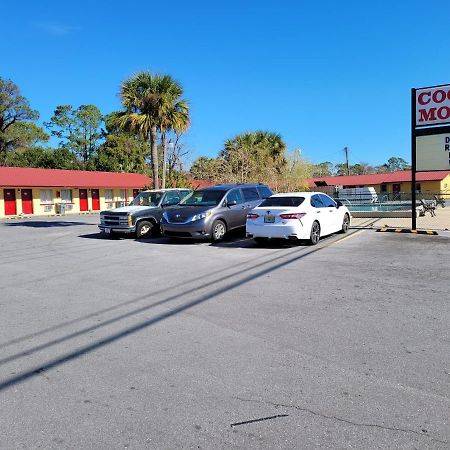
[313,187,450,231]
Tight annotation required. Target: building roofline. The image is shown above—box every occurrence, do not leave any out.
[307,169,450,188]
[0,166,151,189]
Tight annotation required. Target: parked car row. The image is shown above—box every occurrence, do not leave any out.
[99,183,351,245]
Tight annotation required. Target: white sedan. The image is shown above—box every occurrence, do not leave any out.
[246,192,351,245]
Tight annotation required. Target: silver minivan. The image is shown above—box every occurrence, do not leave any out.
[161,183,273,242]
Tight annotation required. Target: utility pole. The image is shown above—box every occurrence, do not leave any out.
[344,146,350,175]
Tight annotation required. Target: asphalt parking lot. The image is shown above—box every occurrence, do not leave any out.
[0,215,449,449]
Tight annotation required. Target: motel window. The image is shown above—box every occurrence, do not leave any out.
[40,189,53,204]
[105,189,113,203]
[61,189,73,203]
[117,189,126,201]
[415,183,421,193]
[380,184,387,192]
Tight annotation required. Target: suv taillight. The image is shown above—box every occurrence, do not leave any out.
[247,213,259,219]
[280,213,306,219]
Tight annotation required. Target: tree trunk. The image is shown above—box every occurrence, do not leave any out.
[150,126,159,189]
[161,133,167,189]
[0,142,6,166]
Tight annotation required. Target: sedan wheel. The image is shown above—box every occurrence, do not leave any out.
[340,214,350,233]
[309,221,320,245]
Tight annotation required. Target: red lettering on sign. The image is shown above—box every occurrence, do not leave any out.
[418,92,431,105]
[432,90,447,103]
[418,108,436,122]
[437,106,450,120]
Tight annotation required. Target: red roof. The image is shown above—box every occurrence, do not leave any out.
[190,179,215,189]
[307,170,450,188]
[0,167,151,188]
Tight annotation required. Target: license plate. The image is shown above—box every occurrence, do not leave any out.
[104,228,110,234]
[264,215,275,223]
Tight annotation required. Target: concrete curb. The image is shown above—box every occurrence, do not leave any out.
[376,228,438,235]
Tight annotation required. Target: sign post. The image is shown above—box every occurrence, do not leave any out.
[411,88,417,230]
[412,83,450,230]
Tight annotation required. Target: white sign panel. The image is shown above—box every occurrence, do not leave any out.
[416,133,450,171]
[416,85,450,126]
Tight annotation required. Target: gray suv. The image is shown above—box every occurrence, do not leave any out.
[99,189,191,238]
[161,183,273,242]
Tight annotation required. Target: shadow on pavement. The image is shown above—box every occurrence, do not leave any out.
[79,229,325,248]
[0,234,335,392]
[79,232,123,240]
[0,243,294,352]
[4,221,94,228]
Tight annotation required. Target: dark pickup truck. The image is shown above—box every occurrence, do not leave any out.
[98,188,191,238]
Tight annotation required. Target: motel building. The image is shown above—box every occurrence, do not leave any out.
[0,167,151,219]
[308,169,450,199]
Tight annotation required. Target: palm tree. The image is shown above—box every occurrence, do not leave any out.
[220,131,287,183]
[112,72,189,189]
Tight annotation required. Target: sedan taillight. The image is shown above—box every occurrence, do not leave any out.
[247,213,260,219]
[280,213,306,219]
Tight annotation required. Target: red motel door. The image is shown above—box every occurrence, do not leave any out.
[79,189,88,211]
[4,189,17,215]
[21,189,33,214]
[91,189,100,210]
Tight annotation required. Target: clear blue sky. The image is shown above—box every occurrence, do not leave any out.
[3,0,450,167]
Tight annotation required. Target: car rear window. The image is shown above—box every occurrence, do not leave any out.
[259,197,305,207]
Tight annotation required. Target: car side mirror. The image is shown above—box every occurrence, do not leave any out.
[227,200,237,207]
[336,200,343,208]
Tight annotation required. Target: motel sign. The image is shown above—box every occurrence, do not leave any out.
[414,84,450,172]
[416,85,450,127]
[411,83,450,229]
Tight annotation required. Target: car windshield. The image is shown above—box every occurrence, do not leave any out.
[181,190,227,206]
[259,196,305,207]
[130,192,164,207]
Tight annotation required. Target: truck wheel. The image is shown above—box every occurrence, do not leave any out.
[136,220,153,239]
[211,220,227,242]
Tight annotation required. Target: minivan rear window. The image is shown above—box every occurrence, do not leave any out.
[259,197,305,207]
[257,186,273,199]
[242,187,260,201]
